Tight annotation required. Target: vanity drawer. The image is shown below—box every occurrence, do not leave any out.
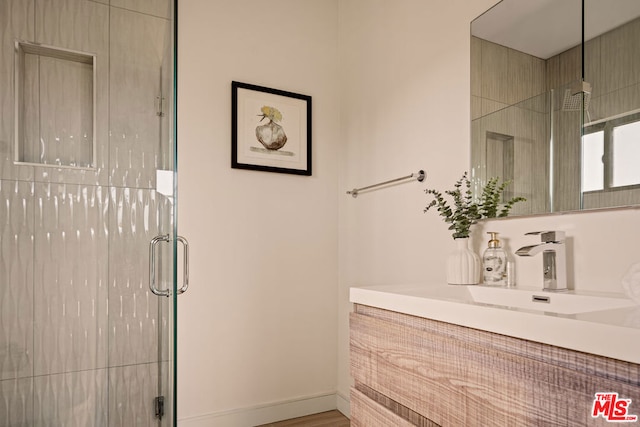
[350,304,640,426]
[350,387,415,427]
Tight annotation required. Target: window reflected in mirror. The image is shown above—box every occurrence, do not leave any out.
[582,112,640,208]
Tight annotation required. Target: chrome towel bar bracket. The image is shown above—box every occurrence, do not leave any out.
[347,170,425,198]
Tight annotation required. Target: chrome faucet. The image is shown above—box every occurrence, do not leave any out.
[515,231,568,292]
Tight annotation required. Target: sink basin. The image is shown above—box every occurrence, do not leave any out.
[467,286,637,315]
[350,283,640,364]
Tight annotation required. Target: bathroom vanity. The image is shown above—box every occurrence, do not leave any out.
[349,284,640,426]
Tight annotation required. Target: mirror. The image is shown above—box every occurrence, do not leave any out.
[471,0,640,216]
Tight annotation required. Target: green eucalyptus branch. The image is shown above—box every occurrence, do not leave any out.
[424,172,481,239]
[480,177,527,218]
[424,172,526,239]
[498,195,527,217]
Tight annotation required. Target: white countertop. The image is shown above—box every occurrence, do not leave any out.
[350,283,640,364]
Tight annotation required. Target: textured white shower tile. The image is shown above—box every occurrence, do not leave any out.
[18,53,42,166]
[110,0,171,19]
[34,0,109,186]
[109,363,170,427]
[33,370,107,427]
[0,377,34,426]
[33,183,108,376]
[159,23,175,173]
[16,48,94,168]
[109,8,172,189]
[0,180,34,381]
[108,187,173,366]
[34,56,94,168]
[35,0,108,62]
[0,0,35,182]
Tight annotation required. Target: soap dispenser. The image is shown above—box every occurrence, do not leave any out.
[483,232,507,286]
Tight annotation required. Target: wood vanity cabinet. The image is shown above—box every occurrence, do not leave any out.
[350,304,640,426]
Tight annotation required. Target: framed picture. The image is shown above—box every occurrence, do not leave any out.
[232,81,312,176]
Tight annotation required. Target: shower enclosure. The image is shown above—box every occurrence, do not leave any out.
[1,0,180,425]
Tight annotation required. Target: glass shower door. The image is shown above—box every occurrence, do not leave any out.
[0,0,179,425]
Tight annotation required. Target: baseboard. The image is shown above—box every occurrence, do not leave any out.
[336,391,350,419]
[178,392,341,427]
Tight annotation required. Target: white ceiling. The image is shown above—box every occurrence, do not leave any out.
[472,0,640,59]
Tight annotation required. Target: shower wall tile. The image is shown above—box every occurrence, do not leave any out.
[559,46,581,88]
[33,183,109,376]
[109,362,170,427]
[0,180,34,381]
[546,45,581,92]
[33,369,107,427]
[19,53,42,167]
[471,95,482,121]
[480,40,509,104]
[34,0,109,88]
[110,0,171,19]
[108,187,172,367]
[471,36,481,98]
[584,36,601,100]
[0,377,33,427]
[109,8,171,189]
[34,0,109,186]
[506,47,545,105]
[583,17,640,124]
[478,38,546,107]
[33,55,94,168]
[600,16,640,96]
[159,21,175,173]
[0,0,35,182]
[553,109,582,212]
[583,186,640,210]
[472,98,549,216]
[481,98,509,117]
[593,17,640,123]
[591,82,640,123]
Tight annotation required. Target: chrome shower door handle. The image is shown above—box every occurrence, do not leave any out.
[177,235,189,295]
[149,234,190,297]
[149,234,171,297]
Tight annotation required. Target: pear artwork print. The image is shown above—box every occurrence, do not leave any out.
[255,106,288,150]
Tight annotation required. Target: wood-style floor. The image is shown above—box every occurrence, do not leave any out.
[256,410,350,426]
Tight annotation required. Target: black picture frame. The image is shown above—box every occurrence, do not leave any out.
[232,81,312,176]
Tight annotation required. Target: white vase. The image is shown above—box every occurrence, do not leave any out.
[446,237,481,285]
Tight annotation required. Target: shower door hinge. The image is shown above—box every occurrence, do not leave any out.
[154,395,165,419]
[155,96,165,117]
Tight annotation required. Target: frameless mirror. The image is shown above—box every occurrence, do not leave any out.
[471,0,640,216]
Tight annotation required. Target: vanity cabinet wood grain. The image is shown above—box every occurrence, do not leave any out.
[350,304,640,426]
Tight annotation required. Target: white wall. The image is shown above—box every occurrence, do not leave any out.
[336,0,640,408]
[337,0,500,404]
[178,0,640,424]
[177,1,340,425]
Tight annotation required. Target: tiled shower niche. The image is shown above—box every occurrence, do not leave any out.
[14,40,96,169]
